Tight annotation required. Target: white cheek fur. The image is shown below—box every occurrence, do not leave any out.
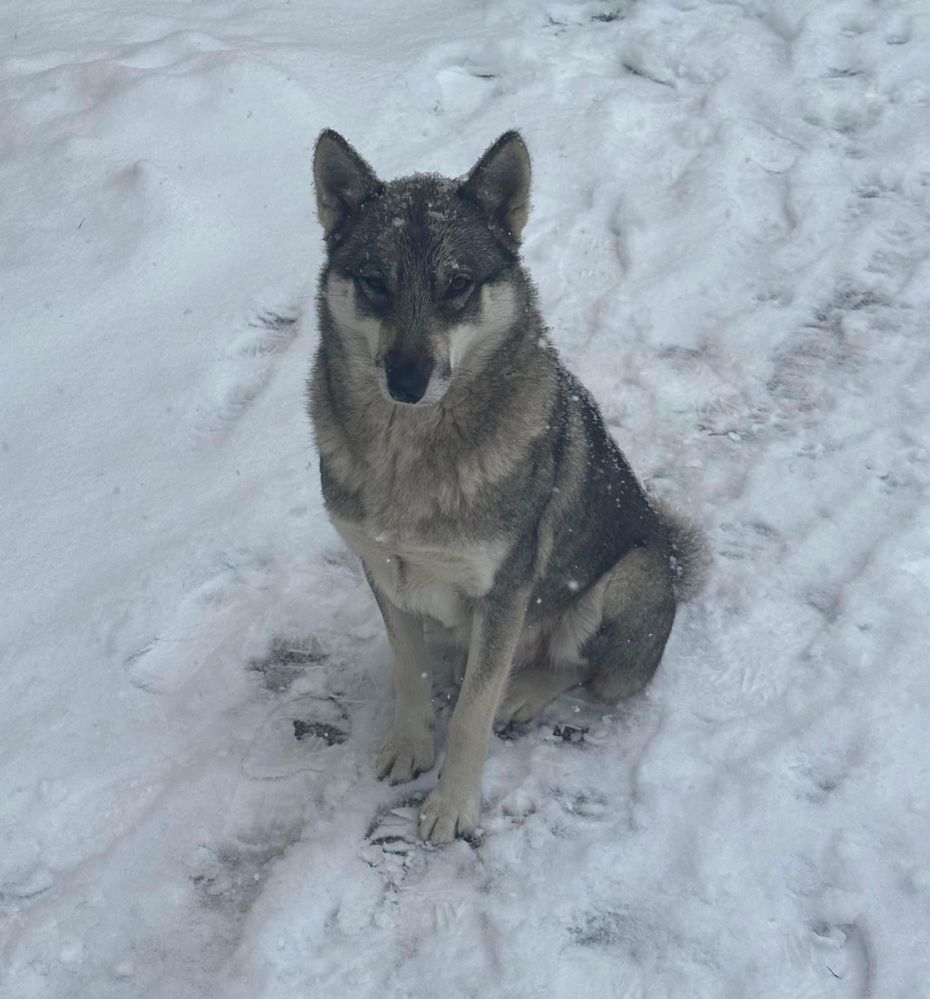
[448,283,518,371]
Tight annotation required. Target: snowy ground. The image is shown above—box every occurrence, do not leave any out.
[2,1,928,996]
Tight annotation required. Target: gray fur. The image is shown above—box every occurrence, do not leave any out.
[307,129,706,842]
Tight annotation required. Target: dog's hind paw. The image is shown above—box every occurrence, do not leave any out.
[496,665,582,724]
[418,785,480,844]
[376,725,435,784]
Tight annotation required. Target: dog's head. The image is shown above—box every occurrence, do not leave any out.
[313,130,531,407]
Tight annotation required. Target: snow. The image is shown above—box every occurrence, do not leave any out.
[1,0,928,996]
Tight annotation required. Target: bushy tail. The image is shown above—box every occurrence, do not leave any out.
[652,500,712,602]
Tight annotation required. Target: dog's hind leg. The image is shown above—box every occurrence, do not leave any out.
[584,546,676,705]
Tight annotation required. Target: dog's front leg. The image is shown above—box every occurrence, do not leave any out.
[368,576,436,784]
[419,589,528,843]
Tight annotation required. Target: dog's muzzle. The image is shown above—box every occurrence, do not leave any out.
[384,349,434,405]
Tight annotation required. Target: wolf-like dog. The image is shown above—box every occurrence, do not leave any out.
[308,130,705,843]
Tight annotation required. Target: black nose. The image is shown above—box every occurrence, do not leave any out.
[384,350,433,404]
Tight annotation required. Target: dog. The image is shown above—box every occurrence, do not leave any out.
[308,130,706,843]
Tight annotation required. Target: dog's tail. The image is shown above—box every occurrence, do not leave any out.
[653,500,712,602]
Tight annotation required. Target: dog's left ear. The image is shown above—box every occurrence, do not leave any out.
[460,131,531,247]
[313,130,382,239]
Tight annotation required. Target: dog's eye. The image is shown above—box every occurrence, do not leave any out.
[446,275,473,299]
[359,274,388,298]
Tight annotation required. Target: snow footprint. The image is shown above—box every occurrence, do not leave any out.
[241,694,349,780]
[406,42,509,119]
[360,792,477,912]
[363,795,426,873]
[192,308,300,440]
[113,31,231,72]
[125,559,277,694]
[247,635,328,693]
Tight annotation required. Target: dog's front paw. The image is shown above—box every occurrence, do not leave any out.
[418,784,480,843]
[376,724,435,784]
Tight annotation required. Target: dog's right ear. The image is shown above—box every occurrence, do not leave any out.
[313,130,381,239]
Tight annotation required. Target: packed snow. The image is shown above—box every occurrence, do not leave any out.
[2,1,928,997]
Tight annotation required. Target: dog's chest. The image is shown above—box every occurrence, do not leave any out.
[333,516,503,627]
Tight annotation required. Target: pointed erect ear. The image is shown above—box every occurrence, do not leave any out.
[313,130,382,239]
[460,131,531,247]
